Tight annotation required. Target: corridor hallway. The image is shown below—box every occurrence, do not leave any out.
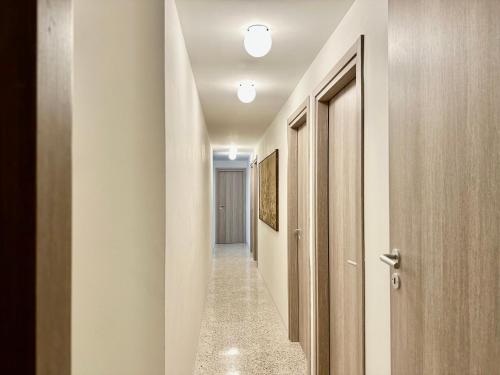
[5,0,499,374]
[194,244,306,375]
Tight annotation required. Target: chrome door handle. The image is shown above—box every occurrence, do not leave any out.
[379,249,400,269]
[294,228,302,239]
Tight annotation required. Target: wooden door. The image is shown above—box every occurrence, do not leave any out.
[251,161,259,261]
[216,170,246,244]
[1,1,72,373]
[388,1,499,374]
[216,171,227,243]
[297,123,310,362]
[328,78,364,375]
[314,38,364,375]
[287,99,311,367]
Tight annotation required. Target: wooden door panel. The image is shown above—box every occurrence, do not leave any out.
[227,171,244,243]
[297,124,310,362]
[236,171,245,242]
[251,163,258,260]
[216,171,226,243]
[250,163,255,255]
[225,172,234,242]
[216,170,246,244]
[328,79,363,375]
[389,1,500,374]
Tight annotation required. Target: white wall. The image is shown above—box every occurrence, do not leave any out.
[256,0,390,374]
[212,159,251,248]
[73,0,166,374]
[164,0,213,374]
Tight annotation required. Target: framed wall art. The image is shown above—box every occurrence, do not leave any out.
[259,149,279,231]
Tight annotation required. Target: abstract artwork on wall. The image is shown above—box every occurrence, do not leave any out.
[259,149,279,231]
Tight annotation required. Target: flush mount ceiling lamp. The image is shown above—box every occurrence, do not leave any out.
[244,25,272,58]
[228,145,238,160]
[237,81,256,103]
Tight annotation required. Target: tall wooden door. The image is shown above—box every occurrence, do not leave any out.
[328,78,364,375]
[388,1,500,374]
[216,170,246,244]
[287,100,311,367]
[297,123,310,363]
[250,161,259,261]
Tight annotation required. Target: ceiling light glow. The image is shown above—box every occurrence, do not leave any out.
[244,25,272,58]
[223,347,240,356]
[228,145,237,160]
[237,81,256,103]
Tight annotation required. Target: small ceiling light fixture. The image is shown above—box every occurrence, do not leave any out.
[237,81,256,103]
[228,145,238,160]
[244,25,272,58]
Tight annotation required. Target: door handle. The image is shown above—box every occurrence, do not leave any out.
[379,248,400,269]
[294,228,302,239]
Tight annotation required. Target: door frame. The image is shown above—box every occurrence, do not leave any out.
[215,168,247,244]
[1,1,72,373]
[250,158,259,262]
[313,36,365,375]
[287,98,311,369]
[287,97,310,341]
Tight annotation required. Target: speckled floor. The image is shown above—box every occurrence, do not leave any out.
[193,244,307,375]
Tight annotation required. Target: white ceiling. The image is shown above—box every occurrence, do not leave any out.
[175,0,354,149]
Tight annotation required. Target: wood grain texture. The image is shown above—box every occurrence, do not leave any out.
[216,170,246,243]
[231,171,246,243]
[216,171,227,243]
[314,92,331,375]
[287,98,311,369]
[328,79,363,375]
[314,36,364,375]
[251,160,259,261]
[289,98,309,130]
[389,1,500,374]
[250,163,254,255]
[288,123,300,342]
[0,1,37,372]
[37,0,73,374]
[297,123,311,366]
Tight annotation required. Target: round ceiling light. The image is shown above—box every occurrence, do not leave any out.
[228,145,237,160]
[237,81,256,103]
[244,25,272,58]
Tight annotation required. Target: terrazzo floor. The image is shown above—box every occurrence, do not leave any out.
[194,244,307,375]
